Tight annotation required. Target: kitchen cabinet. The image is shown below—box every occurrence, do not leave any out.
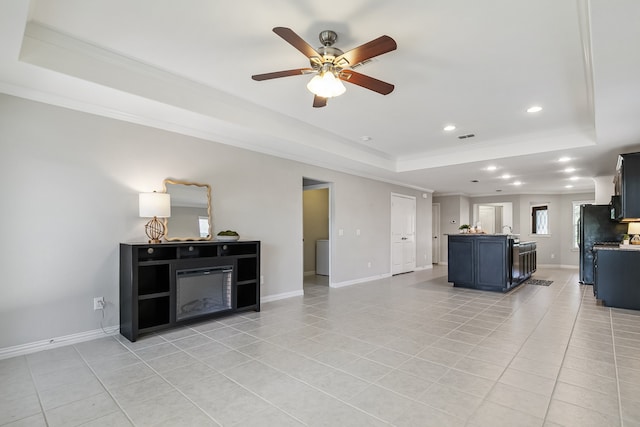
[594,246,640,310]
[614,152,640,221]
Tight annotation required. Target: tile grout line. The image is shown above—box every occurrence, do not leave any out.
[609,308,625,427]
[538,276,583,424]
[23,355,50,427]
[74,339,155,427]
[470,274,578,425]
[75,333,221,426]
[124,324,312,426]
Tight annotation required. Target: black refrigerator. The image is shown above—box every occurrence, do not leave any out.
[578,204,627,285]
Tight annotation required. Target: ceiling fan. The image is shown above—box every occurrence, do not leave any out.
[251,27,397,108]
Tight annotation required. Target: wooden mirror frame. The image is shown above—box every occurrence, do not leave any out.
[162,179,212,241]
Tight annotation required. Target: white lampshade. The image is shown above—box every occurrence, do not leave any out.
[628,222,640,235]
[139,192,171,218]
[306,72,346,98]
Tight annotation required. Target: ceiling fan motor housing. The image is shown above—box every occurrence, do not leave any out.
[319,30,338,46]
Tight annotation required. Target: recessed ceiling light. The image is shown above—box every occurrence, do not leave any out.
[513,181,522,186]
[564,167,576,173]
[501,174,511,179]
[565,185,574,189]
[570,176,579,181]
[360,136,372,142]
[558,156,571,162]
[527,106,543,113]
[487,165,497,171]
[443,125,456,132]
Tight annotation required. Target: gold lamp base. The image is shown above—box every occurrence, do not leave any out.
[145,216,166,244]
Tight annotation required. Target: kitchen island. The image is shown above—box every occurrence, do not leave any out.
[448,234,536,292]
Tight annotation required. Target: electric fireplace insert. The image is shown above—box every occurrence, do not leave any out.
[176,266,233,321]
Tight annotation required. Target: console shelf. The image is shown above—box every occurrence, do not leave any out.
[120,241,260,341]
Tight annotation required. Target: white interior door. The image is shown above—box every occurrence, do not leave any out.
[391,194,416,275]
[432,203,440,264]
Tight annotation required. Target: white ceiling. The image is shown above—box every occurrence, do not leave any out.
[2,0,640,196]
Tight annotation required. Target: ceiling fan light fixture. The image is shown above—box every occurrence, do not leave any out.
[306,71,346,98]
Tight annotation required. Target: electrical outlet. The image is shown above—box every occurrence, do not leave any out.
[93,297,105,310]
[367,261,371,268]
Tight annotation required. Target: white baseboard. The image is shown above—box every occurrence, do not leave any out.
[330,273,393,288]
[538,264,578,269]
[0,325,120,360]
[2,289,308,360]
[414,265,434,271]
[303,270,316,276]
[261,290,304,303]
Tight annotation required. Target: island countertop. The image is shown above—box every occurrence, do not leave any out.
[448,233,535,245]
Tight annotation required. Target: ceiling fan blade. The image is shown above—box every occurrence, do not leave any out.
[313,95,328,108]
[252,68,314,81]
[273,27,320,59]
[339,70,394,95]
[335,35,397,66]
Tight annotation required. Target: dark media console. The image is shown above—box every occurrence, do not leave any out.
[119,241,260,341]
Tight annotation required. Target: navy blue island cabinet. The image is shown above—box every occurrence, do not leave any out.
[448,234,534,292]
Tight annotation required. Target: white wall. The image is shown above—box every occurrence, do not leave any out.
[468,193,593,267]
[0,94,433,349]
[593,175,614,204]
[435,192,595,267]
[298,169,433,283]
[432,195,470,263]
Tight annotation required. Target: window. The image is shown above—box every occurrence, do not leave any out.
[531,204,549,235]
[572,200,594,250]
[198,216,209,238]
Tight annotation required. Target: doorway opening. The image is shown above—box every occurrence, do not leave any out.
[303,178,332,289]
[473,202,513,234]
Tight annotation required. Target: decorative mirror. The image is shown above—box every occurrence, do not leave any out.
[162,179,212,241]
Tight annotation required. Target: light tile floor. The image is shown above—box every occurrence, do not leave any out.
[2,266,640,426]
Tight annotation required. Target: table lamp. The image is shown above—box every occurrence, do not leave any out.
[139,191,171,243]
[628,222,640,245]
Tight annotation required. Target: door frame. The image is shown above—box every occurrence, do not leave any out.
[390,192,417,275]
[303,181,334,282]
[432,202,441,264]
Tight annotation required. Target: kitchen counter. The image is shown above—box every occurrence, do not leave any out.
[593,244,640,251]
